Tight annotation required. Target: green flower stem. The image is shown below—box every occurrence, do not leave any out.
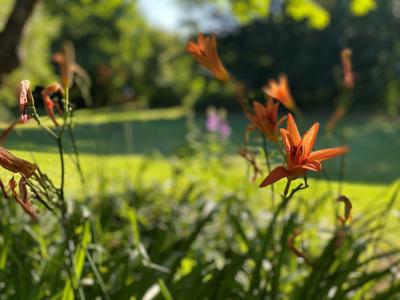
[261,133,275,209]
[57,86,85,300]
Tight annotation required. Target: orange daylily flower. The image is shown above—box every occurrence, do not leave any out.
[186,33,230,81]
[263,74,297,111]
[341,48,354,90]
[0,146,37,178]
[42,83,64,127]
[260,114,348,187]
[245,98,287,143]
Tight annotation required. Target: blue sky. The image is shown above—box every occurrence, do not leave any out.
[138,0,235,36]
[138,0,184,32]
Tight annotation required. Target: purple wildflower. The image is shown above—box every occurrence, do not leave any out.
[205,106,231,140]
[206,106,220,132]
[219,120,231,139]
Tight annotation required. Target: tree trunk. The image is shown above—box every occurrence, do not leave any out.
[0,0,39,81]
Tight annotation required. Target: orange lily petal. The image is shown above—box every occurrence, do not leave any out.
[198,33,205,48]
[300,122,319,159]
[309,146,349,162]
[302,161,322,171]
[287,114,300,145]
[253,101,265,118]
[280,129,292,160]
[259,166,292,187]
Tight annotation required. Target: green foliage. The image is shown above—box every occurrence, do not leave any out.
[286,0,330,29]
[183,0,378,29]
[0,161,398,298]
[230,0,271,24]
[351,0,377,16]
[0,0,386,112]
[0,102,399,298]
[0,1,59,118]
[44,0,204,108]
[217,0,399,111]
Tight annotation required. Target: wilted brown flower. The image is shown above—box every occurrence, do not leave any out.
[9,176,37,220]
[0,146,36,178]
[337,195,352,225]
[19,80,35,123]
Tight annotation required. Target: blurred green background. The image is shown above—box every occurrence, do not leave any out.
[1,0,399,114]
[1,0,399,190]
[1,0,398,184]
[1,1,400,299]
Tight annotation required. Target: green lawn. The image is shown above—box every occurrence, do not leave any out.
[1,106,399,213]
[1,106,399,299]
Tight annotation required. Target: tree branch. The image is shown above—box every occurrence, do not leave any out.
[0,0,39,80]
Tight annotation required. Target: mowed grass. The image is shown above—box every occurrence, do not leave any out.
[1,106,399,215]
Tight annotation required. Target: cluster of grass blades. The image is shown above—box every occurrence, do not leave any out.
[0,168,399,299]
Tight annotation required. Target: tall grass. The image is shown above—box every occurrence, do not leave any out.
[1,162,399,299]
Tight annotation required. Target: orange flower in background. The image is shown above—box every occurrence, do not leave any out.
[186,33,230,81]
[53,41,76,88]
[0,146,37,178]
[341,48,354,90]
[260,114,348,187]
[42,83,64,127]
[245,98,287,143]
[263,74,297,111]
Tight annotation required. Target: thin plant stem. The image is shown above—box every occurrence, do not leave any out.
[39,123,58,140]
[57,137,65,200]
[32,109,58,140]
[275,142,285,160]
[56,87,85,300]
[278,177,309,217]
[248,177,308,296]
[338,132,346,195]
[67,120,85,186]
[261,134,275,209]
[283,179,291,198]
